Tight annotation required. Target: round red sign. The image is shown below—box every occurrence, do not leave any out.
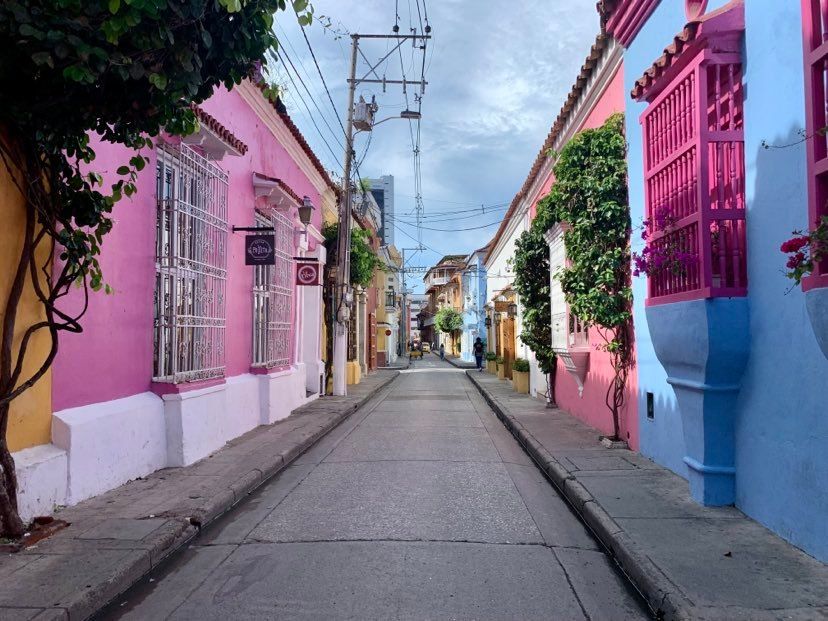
[296,263,319,285]
[385,329,392,336]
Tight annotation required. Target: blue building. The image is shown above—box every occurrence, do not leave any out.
[606,0,828,561]
[460,246,489,363]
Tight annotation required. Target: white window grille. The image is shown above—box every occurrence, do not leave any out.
[153,143,228,383]
[252,209,293,369]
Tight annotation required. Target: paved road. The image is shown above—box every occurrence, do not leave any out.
[102,357,649,620]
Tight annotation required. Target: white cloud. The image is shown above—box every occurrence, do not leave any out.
[275,0,599,285]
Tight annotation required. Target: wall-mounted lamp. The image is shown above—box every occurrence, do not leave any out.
[507,302,518,318]
[485,317,492,328]
[298,196,315,227]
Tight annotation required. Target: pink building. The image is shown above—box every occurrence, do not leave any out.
[488,33,638,448]
[21,81,339,511]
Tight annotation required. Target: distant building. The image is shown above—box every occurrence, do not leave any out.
[367,175,394,246]
[407,294,428,343]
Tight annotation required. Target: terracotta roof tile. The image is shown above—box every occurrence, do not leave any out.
[252,82,340,196]
[253,172,304,207]
[191,104,248,155]
[630,22,701,100]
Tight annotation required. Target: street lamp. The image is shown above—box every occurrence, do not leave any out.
[485,316,492,328]
[298,196,315,227]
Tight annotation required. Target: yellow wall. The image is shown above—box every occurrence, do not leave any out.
[0,143,53,452]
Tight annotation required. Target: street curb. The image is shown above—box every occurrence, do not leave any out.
[443,355,477,370]
[55,371,400,621]
[464,369,693,621]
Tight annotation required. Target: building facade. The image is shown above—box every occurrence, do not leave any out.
[12,81,338,518]
[368,175,395,247]
[460,247,489,362]
[605,0,828,561]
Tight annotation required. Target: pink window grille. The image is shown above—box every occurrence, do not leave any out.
[801,0,828,290]
[637,21,747,305]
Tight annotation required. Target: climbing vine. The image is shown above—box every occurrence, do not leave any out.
[545,113,633,439]
[511,201,557,404]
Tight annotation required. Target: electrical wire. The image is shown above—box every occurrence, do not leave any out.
[295,15,348,138]
[267,50,343,174]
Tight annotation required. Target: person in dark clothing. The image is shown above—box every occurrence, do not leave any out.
[473,337,485,371]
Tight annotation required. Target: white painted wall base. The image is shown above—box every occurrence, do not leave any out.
[38,366,316,514]
[163,382,229,467]
[53,392,167,504]
[13,444,68,520]
[259,364,318,425]
[224,374,261,441]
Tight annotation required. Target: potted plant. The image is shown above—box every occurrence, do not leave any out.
[485,352,498,373]
[496,356,506,380]
[512,358,530,394]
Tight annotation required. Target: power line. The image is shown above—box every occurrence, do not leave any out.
[267,50,343,173]
[295,16,349,138]
[273,47,344,151]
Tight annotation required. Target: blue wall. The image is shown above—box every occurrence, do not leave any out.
[461,253,487,362]
[736,0,828,562]
[625,0,828,561]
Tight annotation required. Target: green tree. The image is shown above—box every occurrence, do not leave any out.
[0,0,310,537]
[435,307,463,334]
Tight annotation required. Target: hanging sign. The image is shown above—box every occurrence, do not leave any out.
[296,261,321,286]
[245,234,275,266]
[494,300,511,313]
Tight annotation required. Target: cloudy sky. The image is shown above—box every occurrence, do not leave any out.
[273,0,600,291]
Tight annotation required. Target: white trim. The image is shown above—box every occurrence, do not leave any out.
[237,81,336,201]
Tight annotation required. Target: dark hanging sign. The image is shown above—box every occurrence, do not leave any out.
[296,261,321,286]
[245,234,275,266]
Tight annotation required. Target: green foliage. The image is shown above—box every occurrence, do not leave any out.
[539,113,633,437]
[485,351,497,361]
[512,199,557,374]
[0,0,310,295]
[512,358,530,373]
[544,113,632,336]
[435,307,463,334]
[495,356,504,365]
[321,223,383,287]
[349,228,382,288]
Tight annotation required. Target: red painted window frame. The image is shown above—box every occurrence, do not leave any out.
[801,0,828,291]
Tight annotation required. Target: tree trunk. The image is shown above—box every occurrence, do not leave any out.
[0,173,34,537]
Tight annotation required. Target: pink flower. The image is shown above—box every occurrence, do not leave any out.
[786,252,806,270]
[780,236,809,254]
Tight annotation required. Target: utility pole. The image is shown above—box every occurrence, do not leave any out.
[332,32,430,396]
[332,35,359,397]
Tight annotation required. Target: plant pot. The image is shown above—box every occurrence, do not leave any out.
[486,360,497,374]
[497,363,505,380]
[512,370,529,394]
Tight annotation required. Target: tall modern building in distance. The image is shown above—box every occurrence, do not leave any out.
[368,175,394,246]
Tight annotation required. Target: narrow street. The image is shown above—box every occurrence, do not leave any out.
[102,357,649,620]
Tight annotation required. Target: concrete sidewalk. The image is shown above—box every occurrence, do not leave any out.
[0,371,398,621]
[443,354,477,369]
[466,370,828,621]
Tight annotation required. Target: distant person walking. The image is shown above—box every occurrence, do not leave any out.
[439,343,445,360]
[473,337,485,372]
